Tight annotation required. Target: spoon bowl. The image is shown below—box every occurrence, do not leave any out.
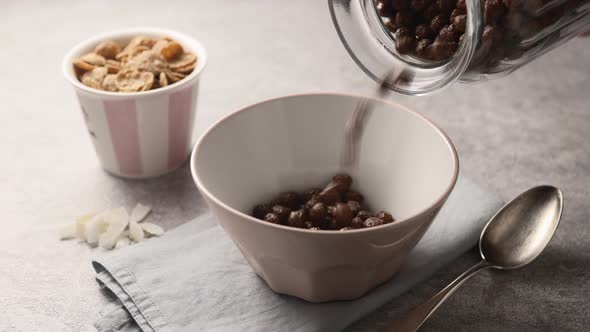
[480,185,563,269]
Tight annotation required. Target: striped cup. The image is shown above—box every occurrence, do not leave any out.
[63,28,207,179]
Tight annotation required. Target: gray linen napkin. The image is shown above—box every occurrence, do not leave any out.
[93,177,503,332]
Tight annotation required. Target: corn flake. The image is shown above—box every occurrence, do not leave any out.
[94,41,121,59]
[81,67,107,89]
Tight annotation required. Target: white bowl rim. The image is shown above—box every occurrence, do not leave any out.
[191,92,459,235]
[62,27,207,98]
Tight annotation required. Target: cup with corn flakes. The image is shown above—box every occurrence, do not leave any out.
[63,28,207,178]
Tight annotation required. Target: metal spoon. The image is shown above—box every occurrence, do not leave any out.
[385,185,564,332]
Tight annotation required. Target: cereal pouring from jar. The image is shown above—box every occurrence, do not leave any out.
[72,35,198,92]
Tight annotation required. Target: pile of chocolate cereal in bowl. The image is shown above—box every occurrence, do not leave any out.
[252,174,396,231]
[73,35,197,92]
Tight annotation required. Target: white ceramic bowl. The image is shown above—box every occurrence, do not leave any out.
[191,93,458,302]
[63,28,207,178]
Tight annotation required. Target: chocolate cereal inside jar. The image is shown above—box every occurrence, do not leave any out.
[376,0,588,69]
[376,0,466,61]
[330,0,590,94]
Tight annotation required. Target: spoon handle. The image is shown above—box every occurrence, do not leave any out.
[383,260,491,332]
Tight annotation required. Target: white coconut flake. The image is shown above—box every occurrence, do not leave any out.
[98,233,114,249]
[75,213,95,239]
[99,230,125,249]
[115,237,130,249]
[130,203,151,224]
[84,214,108,245]
[59,223,77,240]
[99,223,128,249]
[141,222,164,236]
[104,207,129,226]
[98,208,129,249]
[129,220,144,243]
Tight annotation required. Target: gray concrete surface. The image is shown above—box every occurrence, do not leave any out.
[1,0,589,331]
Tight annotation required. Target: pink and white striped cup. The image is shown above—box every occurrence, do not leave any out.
[63,28,207,179]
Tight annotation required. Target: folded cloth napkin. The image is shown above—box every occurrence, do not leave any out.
[93,177,503,332]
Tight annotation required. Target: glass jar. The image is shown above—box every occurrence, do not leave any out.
[329,0,590,95]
